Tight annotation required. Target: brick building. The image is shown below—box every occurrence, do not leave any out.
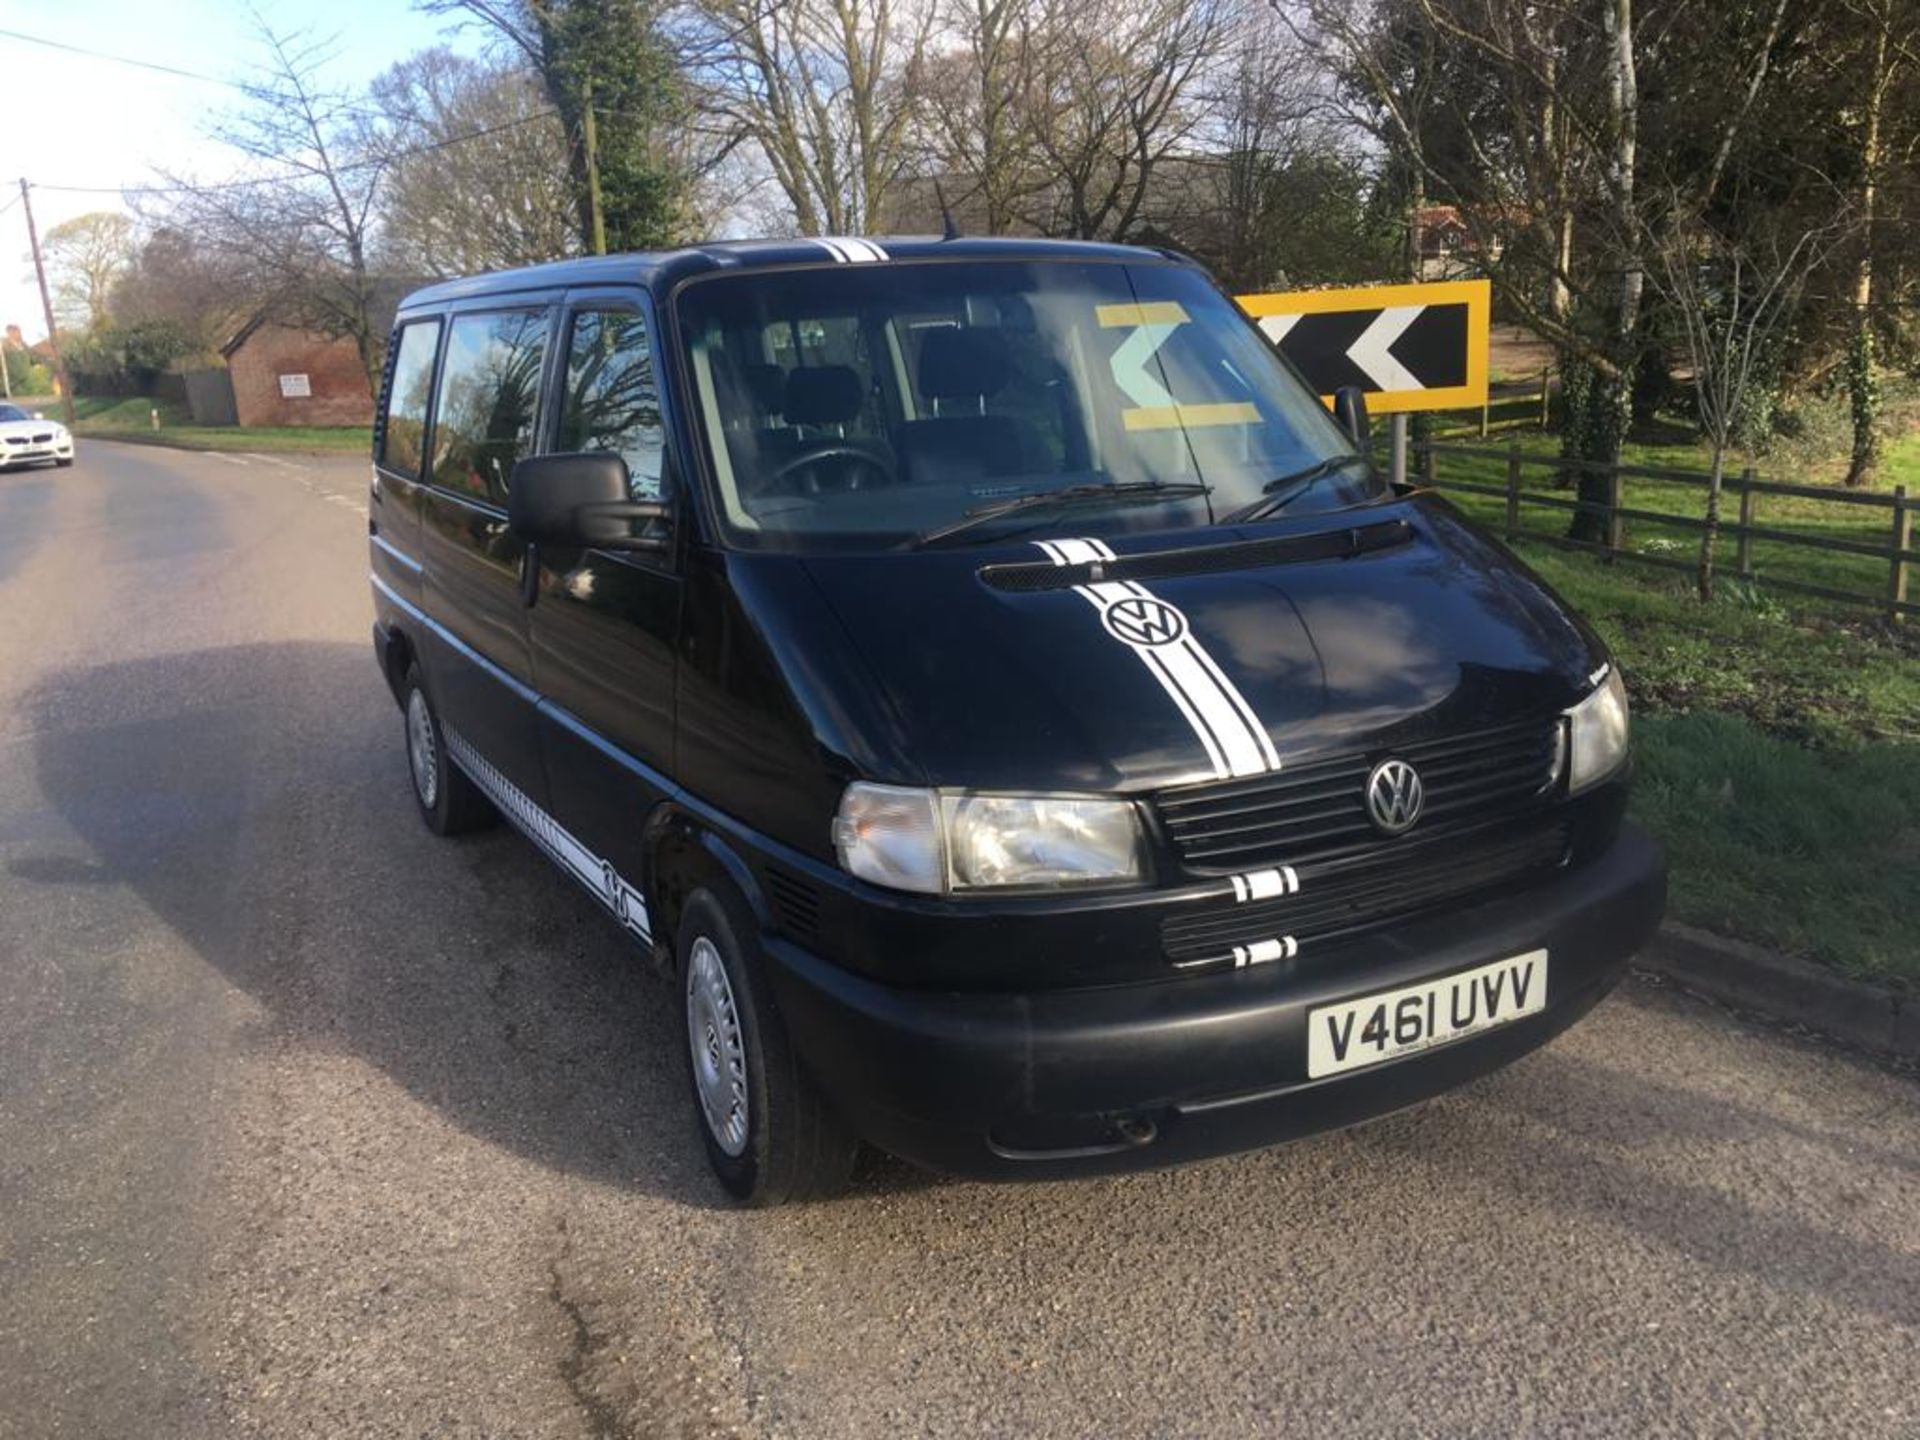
[221,318,375,429]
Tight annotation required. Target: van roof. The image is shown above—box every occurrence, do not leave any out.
[395,235,1191,311]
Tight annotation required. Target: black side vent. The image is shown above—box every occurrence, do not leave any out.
[764,867,821,943]
[978,519,1413,593]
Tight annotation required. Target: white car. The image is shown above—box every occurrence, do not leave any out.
[0,403,74,469]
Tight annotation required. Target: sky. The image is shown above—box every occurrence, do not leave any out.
[1,0,486,342]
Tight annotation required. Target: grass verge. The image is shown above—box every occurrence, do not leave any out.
[1633,713,1919,988]
[1503,533,1918,987]
[67,396,368,455]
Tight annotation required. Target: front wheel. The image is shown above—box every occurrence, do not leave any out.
[678,887,858,1205]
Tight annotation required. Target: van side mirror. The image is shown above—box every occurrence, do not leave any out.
[508,452,671,554]
[1332,386,1371,451]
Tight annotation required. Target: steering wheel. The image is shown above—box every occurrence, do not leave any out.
[770,441,896,495]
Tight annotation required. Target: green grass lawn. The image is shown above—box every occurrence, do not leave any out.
[1482,495,1920,989]
[67,396,368,455]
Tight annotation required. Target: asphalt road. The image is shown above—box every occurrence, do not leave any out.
[1,441,1915,1439]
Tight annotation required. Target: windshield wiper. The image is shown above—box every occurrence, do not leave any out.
[912,481,1212,549]
[1224,454,1368,525]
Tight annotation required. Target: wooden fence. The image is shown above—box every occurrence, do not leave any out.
[1412,439,1917,622]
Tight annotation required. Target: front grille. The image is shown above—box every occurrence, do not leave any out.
[1155,717,1561,874]
[1161,818,1569,967]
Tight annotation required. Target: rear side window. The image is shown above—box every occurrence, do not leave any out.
[380,319,440,478]
[557,309,666,501]
[432,308,549,503]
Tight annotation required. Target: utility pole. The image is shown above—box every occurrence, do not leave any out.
[581,81,607,256]
[19,180,76,428]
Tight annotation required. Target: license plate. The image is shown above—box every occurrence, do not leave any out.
[1307,950,1548,1079]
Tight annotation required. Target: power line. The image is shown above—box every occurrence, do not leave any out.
[0,25,264,93]
[24,110,567,200]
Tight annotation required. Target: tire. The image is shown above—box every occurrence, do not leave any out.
[55,458,73,468]
[400,662,496,836]
[678,886,858,1205]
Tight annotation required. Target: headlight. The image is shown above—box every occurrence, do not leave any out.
[1564,666,1630,792]
[833,783,1144,894]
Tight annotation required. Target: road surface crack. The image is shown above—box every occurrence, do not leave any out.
[548,1216,632,1440]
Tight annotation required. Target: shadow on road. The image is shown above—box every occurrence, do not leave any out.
[17,641,740,1209]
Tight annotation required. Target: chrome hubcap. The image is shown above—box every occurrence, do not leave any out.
[686,936,749,1156]
[406,689,438,808]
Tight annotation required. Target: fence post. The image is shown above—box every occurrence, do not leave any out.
[1736,467,1756,579]
[1538,365,1551,429]
[1890,484,1911,625]
[1504,443,1522,540]
[1605,464,1625,560]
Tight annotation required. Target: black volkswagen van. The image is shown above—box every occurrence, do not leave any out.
[368,237,1664,1204]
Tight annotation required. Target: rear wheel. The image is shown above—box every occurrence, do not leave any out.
[678,887,858,1205]
[401,662,495,835]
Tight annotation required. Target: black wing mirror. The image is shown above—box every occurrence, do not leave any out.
[1331,385,1371,451]
[508,452,671,554]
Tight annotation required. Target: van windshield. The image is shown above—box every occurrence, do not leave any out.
[676,259,1380,552]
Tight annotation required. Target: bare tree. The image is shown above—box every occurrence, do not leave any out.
[1014,0,1232,241]
[371,48,578,274]
[915,0,1044,233]
[687,0,933,234]
[154,20,387,384]
[110,227,253,359]
[1648,207,1829,601]
[42,211,135,331]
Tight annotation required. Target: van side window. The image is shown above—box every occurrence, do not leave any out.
[558,309,665,501]
[432,308,549,504]
[380,319,440,478]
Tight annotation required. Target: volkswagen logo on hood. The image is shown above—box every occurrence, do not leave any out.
[1365,758,1424,835]
[1101,595,1188,648]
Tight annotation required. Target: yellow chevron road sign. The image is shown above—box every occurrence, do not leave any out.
[1237,279,1491,416]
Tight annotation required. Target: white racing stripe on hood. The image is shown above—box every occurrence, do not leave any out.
[1035,537,1281,780]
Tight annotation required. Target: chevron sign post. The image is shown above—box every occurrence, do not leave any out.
[1237,279,1490,416]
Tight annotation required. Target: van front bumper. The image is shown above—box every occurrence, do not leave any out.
[765,824,1665,1179]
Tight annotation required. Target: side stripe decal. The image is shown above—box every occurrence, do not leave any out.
[1035,537,1281,780]
[444,727,653,945]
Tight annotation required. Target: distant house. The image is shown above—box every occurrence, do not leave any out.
[1415,205,1501,282]
[220,318,375,429]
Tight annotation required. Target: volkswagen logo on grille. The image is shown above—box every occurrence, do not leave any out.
[1365,758,1424,835]
[1101,595,1188,648]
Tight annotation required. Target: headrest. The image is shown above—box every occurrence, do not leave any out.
[742,363,786,417]
[782,365,865,425]
[917,328,1009,400]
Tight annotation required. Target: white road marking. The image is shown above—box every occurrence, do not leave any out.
[243,452,307,471]
[203,452,249,467]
